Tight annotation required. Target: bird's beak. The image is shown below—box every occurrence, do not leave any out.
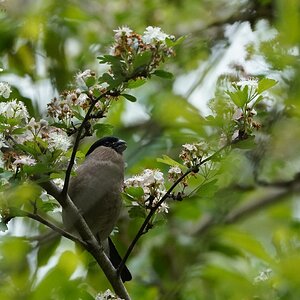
[114,139,127,153]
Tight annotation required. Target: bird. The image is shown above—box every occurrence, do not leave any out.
[62,136,132,282]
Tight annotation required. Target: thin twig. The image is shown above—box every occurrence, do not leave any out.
[62,99,97,196]
[22,210,87,246]
[118,144,228,275]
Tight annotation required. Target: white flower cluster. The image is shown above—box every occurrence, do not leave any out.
[25,118,71,152]
[110,26,174,66]
[47,76,111,125]
[142,26,171,44]
[179,141,210,168]
[113,26,133,39]
[1,117,71,170]
[0,99,29,121]
[95,289,123,300]
[236,78,258,89]
[124,169,169,213]
[13,155,36,166]
[168,165,187,187]
[0,81,12,99]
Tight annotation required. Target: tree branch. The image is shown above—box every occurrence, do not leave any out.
[40,180,131,300]
[118,144,228,275]
[62,98,97,197]
[21,211,87,246]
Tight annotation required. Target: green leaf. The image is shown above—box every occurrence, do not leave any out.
[165,35,187,47]
[122,94,137,102]
[97,55,122,65]
[157,155,186,169]
[37,235,61,267]
[198,179,218,198]
[72,110,85,121]
[257,78,277,94]
[84,76,96,87]
[125,186,144,198]
[133,50,152,70]
[98,73,123,89]
[232,136,256,149]
[226,86,249,108]
[38,201,61,213]
[93,123,114,138]
[221,229,275,265]
[11,127,26,135]
[23,163,52,175]
[153,69,174,79]
[128,206,147,219]
[127,78,147,89]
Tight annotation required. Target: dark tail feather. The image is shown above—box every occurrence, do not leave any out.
[108,237,132,282]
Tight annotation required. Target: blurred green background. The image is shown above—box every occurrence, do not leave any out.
[1,0,300,299]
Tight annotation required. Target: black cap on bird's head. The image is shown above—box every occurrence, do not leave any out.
[86,136,127,156]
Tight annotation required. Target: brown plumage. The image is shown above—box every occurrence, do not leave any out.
[62,137,131,282]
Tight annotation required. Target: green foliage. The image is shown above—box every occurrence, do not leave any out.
[0,0,300,299]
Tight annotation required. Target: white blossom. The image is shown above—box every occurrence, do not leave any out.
[96,289,123,300]
[0,82,12,98]
[182,143,197,152]
[76,69,93,80]
[236,78,258,89]
[157,201,169,214]
[0,99,29,121]
[0,134,9,149]
[125,169,169,213]
[75,69,94,87]
[48,130,71,152]
[113,26,133,39]
[77,93,88,105]
[13,155,36,166]
[53,178,65,189]
[233,108,243,120]
[168,166,182,175]
[142,26,169,44]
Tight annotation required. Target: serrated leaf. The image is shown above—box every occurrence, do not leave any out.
[157,155,187,170]
[257,78,277,94]
[85,76,96,87]
[39,201,60,213]
[128,206,147,219]
[153,69,174,79]
[197,179,218,198]
[11,127,26,135]
[132,51,152,70]
[23,163,52,175]
[98,73,114,86]
[122,94,137,102]
[97,55,122,65]
[125,186,144,198]
[93,123,114,138]
[226,86,249,108]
